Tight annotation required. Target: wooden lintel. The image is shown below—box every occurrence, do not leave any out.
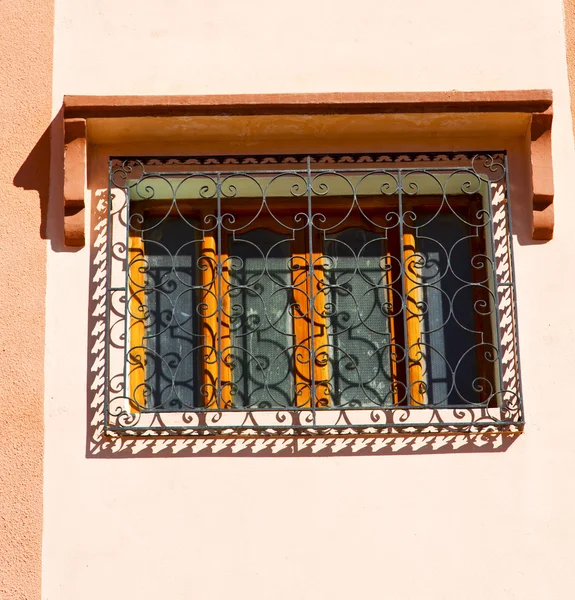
[63,90,553,118]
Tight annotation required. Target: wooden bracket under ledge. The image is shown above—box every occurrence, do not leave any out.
[63,117,86,247]
[62,90,555,247]
[531,108,554,240]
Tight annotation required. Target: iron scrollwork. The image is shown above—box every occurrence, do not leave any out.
[103,152,523,438]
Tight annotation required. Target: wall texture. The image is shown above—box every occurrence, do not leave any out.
[566,0,575,139]
[0,1,53,598]
[42,1,575,599]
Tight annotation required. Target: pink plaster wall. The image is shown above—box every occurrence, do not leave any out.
[0,1,53,599]
[43,1,575,598]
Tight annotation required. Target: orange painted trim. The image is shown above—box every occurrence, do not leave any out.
[403,232,426,406]
[311,239,330,408]
[200,231,232,409]
[292,238,313,408]
[128,229,146,411]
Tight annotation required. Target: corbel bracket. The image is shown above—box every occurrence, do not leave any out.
[63,118,86,247]
[531,107,554,240]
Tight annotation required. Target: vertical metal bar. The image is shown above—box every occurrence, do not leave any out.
[306,156,316,426]
[398,170,410,406]
[503,153,524,425]
[485,173,504,411]
[121,167,132,412]
[216,172,222,411]
[104,160,114,430]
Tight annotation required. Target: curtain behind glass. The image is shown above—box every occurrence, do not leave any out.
[143,219,199,410]
[229,229,294,408]
[416,212,493,406]
[324,227,393,407]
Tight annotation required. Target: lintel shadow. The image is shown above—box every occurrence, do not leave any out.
[86,430,520,459]
[13,108,80,253]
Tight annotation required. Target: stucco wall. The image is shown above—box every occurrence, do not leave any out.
[44,1,575,598]
[566,0,575,139]
[0,1,52,599]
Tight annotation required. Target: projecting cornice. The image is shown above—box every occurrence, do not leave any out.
[63,90,553,117]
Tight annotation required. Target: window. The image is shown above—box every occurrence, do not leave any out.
[106,152,522,436]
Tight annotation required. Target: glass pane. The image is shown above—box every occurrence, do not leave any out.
[142,218,200,410]
[414,212,495,406]
[323,227,394,407]
[228,229,295,408]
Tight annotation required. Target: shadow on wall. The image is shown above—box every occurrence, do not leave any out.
[84,191,527,459]
[13,119,51,239]
[13,121,540,457]
[13,108,80,253]
[13,113,550,256]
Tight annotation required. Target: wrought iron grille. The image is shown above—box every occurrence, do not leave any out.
[105,152,523,437]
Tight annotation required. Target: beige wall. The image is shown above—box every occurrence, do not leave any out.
[44,1,575,598]
[566,0,575,137]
